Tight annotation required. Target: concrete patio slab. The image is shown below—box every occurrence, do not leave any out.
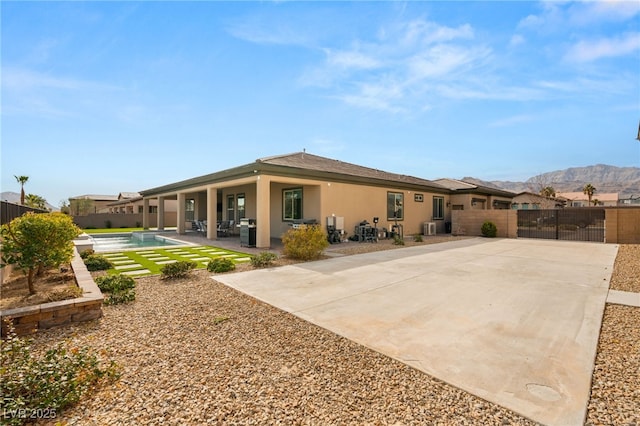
[216,238,618,426]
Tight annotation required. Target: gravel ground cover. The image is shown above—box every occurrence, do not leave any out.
[24,241,638,425]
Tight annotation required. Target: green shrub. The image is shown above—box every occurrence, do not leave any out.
[0,321,119,425]
[0,212,81,294]
[413,234,423,242]
[95,274,136,305]
[83,254,113,271]
[481,221,497,238]
[250,251,278,268]
[282,225,329,261]
[160,260,196,279]
[393,235,405,245]
[79,249,95,259]
[104,220,112,229]
[206,257,236,273]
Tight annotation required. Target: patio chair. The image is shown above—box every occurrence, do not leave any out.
[217,220,230,237]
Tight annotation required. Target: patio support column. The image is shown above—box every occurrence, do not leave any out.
[157,196,165,231]
[206,186,218,240]
[142,198,150,229]
[255,175,271,248]
[177,192,186,235]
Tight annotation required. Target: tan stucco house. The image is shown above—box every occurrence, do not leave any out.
[432,178,515,211]
[556,191,619,207]
[511,192,565,210]
[106,192,178,215]
[139,152,516,248]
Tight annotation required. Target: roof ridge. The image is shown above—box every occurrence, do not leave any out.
[256,151,305,163]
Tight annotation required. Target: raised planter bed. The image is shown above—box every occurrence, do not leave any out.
[1,248,103,337]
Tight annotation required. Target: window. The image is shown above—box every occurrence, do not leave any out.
[236,193,245,223]
[227,195,235,221]
[433,196,444,220]
[387,192,404,220]
[283,188,303,220]
[185,199,195,221]
[138,206,144,214]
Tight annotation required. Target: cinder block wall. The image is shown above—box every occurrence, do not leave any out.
[73,212,177,229]
[606,208,640,244]
[451,210,517,238]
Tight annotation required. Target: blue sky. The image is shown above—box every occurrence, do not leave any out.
[2,1,639,207]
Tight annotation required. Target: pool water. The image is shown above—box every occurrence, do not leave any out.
[90,233,184,252]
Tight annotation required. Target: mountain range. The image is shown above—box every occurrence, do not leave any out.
[463,164,640,199]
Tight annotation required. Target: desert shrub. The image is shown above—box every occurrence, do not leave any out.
[0,321,119,426]
[282,225,328,261]
[207,257,236,273]
[413,234,423,242]
[83,254,113,272]
[79,249,95,259]
[0,213,81,294]
[481,221,497,238]
[250,251,278,268]
[160,261,196,279]
[95,274,136,305]
[393,235,405,245]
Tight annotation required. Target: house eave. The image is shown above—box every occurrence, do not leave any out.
[140,161,451,197]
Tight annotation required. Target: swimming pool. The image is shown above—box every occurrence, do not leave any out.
[89,232,186,252]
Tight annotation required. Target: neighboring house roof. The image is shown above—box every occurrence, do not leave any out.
[118,192,140,199]
[431,178,477,190]
[433,178,515,198]
[557,192,619,202]
[107,196,143,207]
[69,194,119,201]
[140,152,451,196]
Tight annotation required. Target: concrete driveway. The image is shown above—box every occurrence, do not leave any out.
[216,238,619,426]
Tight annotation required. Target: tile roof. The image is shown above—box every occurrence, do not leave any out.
[556,192,619,202]
[69,194,119,201]
[258,152,447,189]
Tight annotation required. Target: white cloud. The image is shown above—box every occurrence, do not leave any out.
[565,32,640,62]
[324,49,381,70]
[509,34,525,47]
[568,0,640,26]
[2,67,118,92]
[298,18,489,111]
[518,1,640,31]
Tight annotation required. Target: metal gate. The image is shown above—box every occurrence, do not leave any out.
[517,208,605,242]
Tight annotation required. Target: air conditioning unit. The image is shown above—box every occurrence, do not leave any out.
[424,222,436,236]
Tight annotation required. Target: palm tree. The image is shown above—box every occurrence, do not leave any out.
[24,193,47,210]
[14,175,29,205]
[583,183,596,206]
[540,186,556,198]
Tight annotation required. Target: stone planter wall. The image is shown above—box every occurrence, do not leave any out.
[1,248,103,337]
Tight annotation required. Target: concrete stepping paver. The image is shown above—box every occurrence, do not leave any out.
[155,260,178,265]
[121,269,151,276]
[114,264,143,270]
[112,260,136,265]
[103,253,125,258]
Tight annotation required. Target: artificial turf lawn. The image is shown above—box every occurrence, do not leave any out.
[101,245,251,276]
